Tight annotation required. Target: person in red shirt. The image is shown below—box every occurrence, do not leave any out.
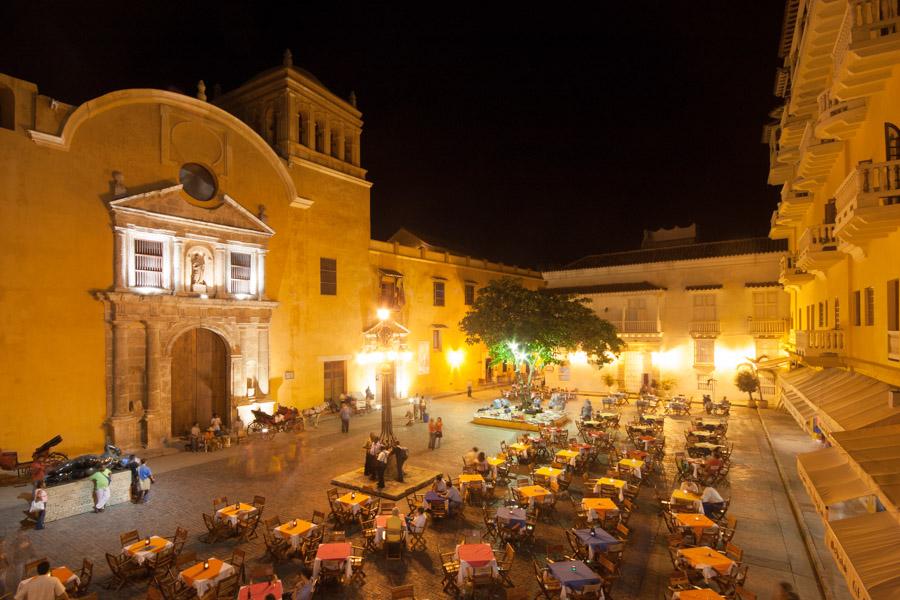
[30,460,45,490]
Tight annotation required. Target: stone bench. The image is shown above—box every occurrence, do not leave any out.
[44,471,132,522]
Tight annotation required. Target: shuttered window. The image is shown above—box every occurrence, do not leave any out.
[230,252,252,294]
[134,239,164,288]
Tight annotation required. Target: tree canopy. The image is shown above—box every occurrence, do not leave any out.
[459,278,624,391]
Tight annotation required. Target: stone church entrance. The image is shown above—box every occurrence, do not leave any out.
[170,328,229,436]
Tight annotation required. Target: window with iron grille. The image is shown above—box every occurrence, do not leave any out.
[818,302,824,328]
[433,281,445,306]
[320,258,337,295]
[865,287,875,326]
[134,239,164,288]
[696,375,713,391]
[694,338,714,366]
[230,252,252,294]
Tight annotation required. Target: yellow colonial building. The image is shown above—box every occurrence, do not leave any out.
[765,2,900,598]
[0,52,539,456]
[542,226,790,403]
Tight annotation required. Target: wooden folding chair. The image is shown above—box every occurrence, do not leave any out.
[119,530,141,547]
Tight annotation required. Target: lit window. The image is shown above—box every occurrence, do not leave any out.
[229,252,252,295]
[694,339,714,366]
[134,239,164,288]
[752,291,778,319]
[320,258,337,295]
[433,281,445,307]
[432,329,443,351]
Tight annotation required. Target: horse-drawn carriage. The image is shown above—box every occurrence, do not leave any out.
[246,406,304,439]
[0,436,69,479]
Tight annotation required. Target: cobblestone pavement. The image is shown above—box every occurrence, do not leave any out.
[0,391,845,599]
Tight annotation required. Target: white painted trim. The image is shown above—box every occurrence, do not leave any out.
[26,130,65,148]
[222,194,276,235]
[289,155,373,187]
[114,206,274,238]
[291,196,314,209]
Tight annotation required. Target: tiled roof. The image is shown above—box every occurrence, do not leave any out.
[685,284,723,291]
[544,281,666,295]
[745,281,782,288]
[554,238,787,271]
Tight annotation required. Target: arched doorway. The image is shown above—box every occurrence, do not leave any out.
[170,328,229,435]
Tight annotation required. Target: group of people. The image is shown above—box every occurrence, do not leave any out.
[463,446,491,477]
[430,474,464,514]
[363,434,409,488]
[189,412,239,451]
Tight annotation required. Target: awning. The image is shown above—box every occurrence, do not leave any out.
[779,367,900,433]
[797,448,875,519]
[825,512,900,600]
[832,424,900,514]
[778,385,816,432]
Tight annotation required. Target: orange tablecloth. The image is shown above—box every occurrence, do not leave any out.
[180,558,236,597]
[678,546,734,575]
[671,489,703,511]
[459,473,485,489]
[216,503,257,525]
[675,589,725,600]
[518,484,552,506]
[275,519,316,549]
[674,513,716,540]
[336,492,370,514]
[125,536,173,564]
[582,497,619,521]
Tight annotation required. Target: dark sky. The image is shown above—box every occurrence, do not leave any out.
[2,1,785,269]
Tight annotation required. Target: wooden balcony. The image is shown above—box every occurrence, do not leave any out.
[797,224,843,275]
[833,159,900,256]
[786,0,845,116]
[833,0,900,99]
[689,321,720,338]
[779,254,815,290]
[815,90,867,140]
[770,184,815,239]
[794,329,845,358]
[748,318,788,337]
[617,320,662,342]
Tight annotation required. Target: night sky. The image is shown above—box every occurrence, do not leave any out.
[2,1,785,269]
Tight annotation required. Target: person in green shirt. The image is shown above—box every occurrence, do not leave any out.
[89,467,112,513]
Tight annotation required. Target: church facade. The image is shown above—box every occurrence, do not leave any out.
[0,53,540,455]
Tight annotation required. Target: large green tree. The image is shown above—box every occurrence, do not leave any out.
[460,278,624,405]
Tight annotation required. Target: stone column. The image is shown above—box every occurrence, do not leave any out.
[230,354,245,420]
[114,228,128,290]
[109,321,139,448]
[214,245,228,298]
[240,326,258,392]
[257,327,270,396]
[256,251,266,299]
[173,239,184,293]
[143,322,164,448]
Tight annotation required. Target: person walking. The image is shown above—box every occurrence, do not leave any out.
[89,465,112,513]
[428,416,438,450]
[137,460,155,504]
[340,401,351,433]
[29,483,48,530]
[434,417,443,448]
[466,381,473,398]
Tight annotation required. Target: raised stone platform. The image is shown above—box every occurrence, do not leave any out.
[331,464,440,501]
[45,470,131,522]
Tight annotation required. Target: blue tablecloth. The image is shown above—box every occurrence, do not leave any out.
[496,507,527,527]
[424,491,446,506]
[548,560,603,590]
[574,528,617,552]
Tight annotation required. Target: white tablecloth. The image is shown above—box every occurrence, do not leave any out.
[124,538,174,565]
[180,561,236,597]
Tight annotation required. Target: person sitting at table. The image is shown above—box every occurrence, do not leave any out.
[210,412,224,437]
[701,486,725,516]
[385,507,405,542]
[499,440,509,455]
[443,481,463,515]
[580,398,593,420]
[474,452,490,477]
[464,447,479,467]
[406,506,427,532]
[15,560,69,600]
[432,474,447,493]
[703,450,723,477]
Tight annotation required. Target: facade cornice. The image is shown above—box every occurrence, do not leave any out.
[289,155,372,188]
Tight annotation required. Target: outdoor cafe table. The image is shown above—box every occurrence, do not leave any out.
[674,513,718,541]
[695,419,724,431]
[216,502,257,526]
[459,473,486,492]
[496,506,527,529]
[639,435,656,451]
[312,542,353,579]
[487,456,506,478]
[548,560,603,600]
[179,558,236,597]
[596,411,618,420]
[509,442,531,457]
[618,458,645,478]
[593,477,626,501]
[674,590,725,600]
[574,527,619,559]
[582,497,619,522]
[16,566,80,596]
[534,466,565,486]
[336,491,370,514]
[641,414,665,424]
[690,430,720,440]
[124,536,173,565]
[423,490,447,510]
[455,543,498,584]
[678,546,735,581]
[274,519,316,549]
[375,513,406,547]
[670,489,703,512]
[238,580,284,600]
[518,484,552,507]
[581,420,602,429]
[691,442,725,456]
[556,449,579,466]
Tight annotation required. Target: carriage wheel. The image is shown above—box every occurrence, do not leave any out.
[247,422,267,439]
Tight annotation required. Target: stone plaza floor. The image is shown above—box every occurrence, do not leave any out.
[0,390,852,599]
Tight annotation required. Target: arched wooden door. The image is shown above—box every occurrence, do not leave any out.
[170,328,228,436]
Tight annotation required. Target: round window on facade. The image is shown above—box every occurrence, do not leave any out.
[178,163,217,202]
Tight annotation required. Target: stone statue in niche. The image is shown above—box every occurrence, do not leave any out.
[188,251,208,292]
[111,171,127,196]
[257,204,268,224]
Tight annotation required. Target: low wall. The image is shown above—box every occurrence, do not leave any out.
[44,471,131,522]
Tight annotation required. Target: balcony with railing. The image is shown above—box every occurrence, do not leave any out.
[748,318,788,337]
[779,254,815,289]
[689,321,720,338]
[786,0,845,116]
[833,0,900,97]
[796,123,844,190]
[815,90,867,140]
[833,159,900,254]
[616,319,662,341]
[794,329,845,358]
[797,223,843,274]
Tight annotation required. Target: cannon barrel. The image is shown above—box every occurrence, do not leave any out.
[33,435,63,457]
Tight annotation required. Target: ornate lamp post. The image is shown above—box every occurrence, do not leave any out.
[356,308,412,446]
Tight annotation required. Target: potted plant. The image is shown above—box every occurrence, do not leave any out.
[601,373,616,394]
[735,370,760,408]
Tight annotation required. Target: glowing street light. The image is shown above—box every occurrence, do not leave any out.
[376,307,391,321]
